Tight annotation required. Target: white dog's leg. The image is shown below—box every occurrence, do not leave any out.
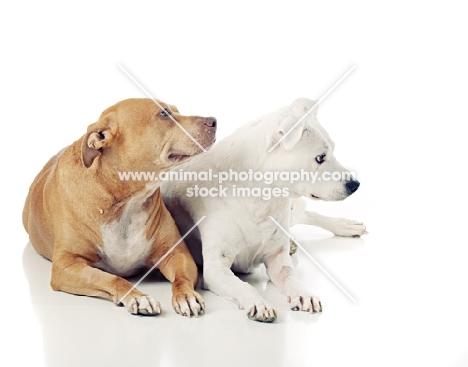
[203,250,278,323]
[289,198,367,237]
[299,211,367,237]
[265,249,322,313]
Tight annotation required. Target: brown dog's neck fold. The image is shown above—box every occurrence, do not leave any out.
[103,183,162,220]
[69,140,163,220]
[92,172,163,222]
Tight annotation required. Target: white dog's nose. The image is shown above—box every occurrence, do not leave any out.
[346,180,360,195]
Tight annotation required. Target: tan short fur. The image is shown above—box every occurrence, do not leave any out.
[23,98,216,316]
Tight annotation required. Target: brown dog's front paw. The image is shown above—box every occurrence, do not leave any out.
[121,294,161,316]
[172,289,205,317]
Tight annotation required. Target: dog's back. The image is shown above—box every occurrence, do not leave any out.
[23,148,66,260]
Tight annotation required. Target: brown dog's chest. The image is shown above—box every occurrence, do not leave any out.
[94,191,157,277]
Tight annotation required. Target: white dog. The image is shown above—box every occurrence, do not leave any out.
[162,98,366,322]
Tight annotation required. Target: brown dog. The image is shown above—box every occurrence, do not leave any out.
[22,98,216,316]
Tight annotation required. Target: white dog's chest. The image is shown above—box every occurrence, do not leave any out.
[94,198,154,277]
[230,220,289,273]
[231,249,265,273]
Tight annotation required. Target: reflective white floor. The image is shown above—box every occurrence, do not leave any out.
[8,221,468,367]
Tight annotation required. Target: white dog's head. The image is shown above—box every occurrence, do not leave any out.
[265,98,360,201]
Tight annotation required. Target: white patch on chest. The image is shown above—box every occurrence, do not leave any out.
[94,194,154,277]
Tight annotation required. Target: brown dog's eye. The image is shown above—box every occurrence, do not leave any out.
[315,153,326,164]
[160,109,170,117]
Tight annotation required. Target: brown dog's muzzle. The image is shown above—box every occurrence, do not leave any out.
[195,117,217,149]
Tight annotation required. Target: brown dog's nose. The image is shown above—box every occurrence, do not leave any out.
[204,117,217,128]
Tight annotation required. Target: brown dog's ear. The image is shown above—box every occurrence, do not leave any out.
[81,128,114,168]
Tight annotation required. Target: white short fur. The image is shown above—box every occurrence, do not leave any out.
[162,98,366,322]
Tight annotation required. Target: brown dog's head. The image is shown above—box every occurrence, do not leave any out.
[81,98,216,172]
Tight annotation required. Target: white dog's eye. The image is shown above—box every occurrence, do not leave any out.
[315,153,326,164]
[160,109,170,117]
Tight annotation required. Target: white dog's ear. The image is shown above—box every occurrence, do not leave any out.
[277,115,306,151]
[276,99,318,150]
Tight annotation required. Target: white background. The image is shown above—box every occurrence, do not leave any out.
[1,1,467,366]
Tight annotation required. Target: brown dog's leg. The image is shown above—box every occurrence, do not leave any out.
[143,195,205,317]
[51,252,161,315]
[153,245,205,317]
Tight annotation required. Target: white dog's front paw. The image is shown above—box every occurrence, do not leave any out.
[288,294,322,313]
[246,300,278,323]
[330,218,368,237]
[124,295,161,316]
